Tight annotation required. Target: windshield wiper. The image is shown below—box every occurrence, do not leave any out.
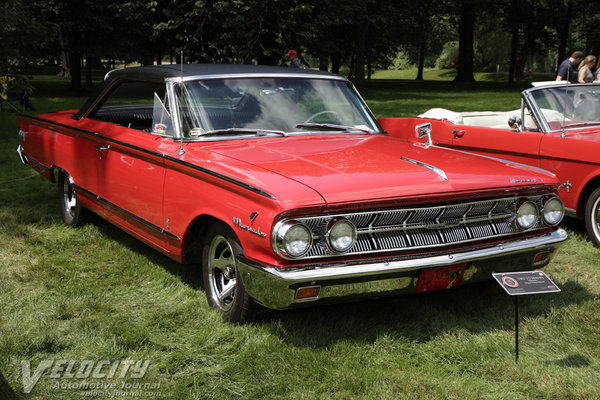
[295,123,374,135]
[190,128,288,137]
[562,122,600,128]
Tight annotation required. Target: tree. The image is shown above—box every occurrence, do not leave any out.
[454,0,477,82]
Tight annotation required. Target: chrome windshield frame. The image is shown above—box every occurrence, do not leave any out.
[522,83,600,134]
[164,74,382,140]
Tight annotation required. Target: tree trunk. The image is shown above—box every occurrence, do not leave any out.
[353,22,369,87]
[319,51,329,71]
[416,35,427,81]
[553,1,573,72]
[508,5,519,85]
[85,54,93,87]
[331,52,341,74]
[58,29,70,78]
[142,53,154,66]
[70,51,83,91]
[454,2,476,82]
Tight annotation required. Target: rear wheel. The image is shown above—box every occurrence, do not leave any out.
[584,187,600,247]
[202,224,257,323]
[57,171,87,227]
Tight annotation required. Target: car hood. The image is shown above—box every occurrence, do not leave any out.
[196,134,558,205]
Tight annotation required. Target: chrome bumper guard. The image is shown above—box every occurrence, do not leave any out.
[237,228,567,310]
[17,145,28,165]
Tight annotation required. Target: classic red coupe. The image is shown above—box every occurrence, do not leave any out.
[400,81,600,248]
[17,65,567,322]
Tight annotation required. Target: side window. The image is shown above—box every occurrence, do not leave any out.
[92,81,171,135]
[523,104,540,132]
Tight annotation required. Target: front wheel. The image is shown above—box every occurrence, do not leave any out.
[202,224,257,323]
[57,171,87,227]
[584,187,600,247]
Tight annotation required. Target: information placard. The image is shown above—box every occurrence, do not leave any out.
[492,271,560,296]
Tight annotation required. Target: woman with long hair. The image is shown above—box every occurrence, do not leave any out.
[578,55,596,82]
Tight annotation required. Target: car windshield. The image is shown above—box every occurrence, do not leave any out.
[531,85,600,131]
[173,77,382,137]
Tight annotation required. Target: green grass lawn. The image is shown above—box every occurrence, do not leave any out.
[1,71,599,399]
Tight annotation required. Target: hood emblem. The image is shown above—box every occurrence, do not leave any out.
[401,157,448,181]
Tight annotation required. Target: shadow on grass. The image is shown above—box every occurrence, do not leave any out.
[544,353,591,368]
[90,216,204,290]
[262,277,593,348]
[0,370,20,400]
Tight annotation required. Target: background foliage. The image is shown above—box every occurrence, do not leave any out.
[2,0,600,88]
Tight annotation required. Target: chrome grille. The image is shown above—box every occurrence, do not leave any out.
[278,195,551,259]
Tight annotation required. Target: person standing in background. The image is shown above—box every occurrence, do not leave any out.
[556,51,584,82]
[285,50,303,69]
[578,55,596,83]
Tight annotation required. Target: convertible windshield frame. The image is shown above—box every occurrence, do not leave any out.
[164,74,384,140]
[523,83,600,134]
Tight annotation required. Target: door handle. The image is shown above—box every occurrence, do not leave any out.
[453,129,465,139]
[95,145,110,160]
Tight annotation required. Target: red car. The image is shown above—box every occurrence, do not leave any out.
[17,65,567,323]
[396,81,600,247]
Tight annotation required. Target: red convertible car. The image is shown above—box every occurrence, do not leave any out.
[402,81,600,248]
[17,65,567,322]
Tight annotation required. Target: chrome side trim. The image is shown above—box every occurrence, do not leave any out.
[238,228,567,310]
[73,184,180,241]
[446,147,558,178]
[18,115,276,200]
[401,156,448,181]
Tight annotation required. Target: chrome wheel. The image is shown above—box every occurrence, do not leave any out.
[206,235,238,312]
[57,171,86,227]
[202,224,258,323]
[62,177,78,219]
[586,188,600,247]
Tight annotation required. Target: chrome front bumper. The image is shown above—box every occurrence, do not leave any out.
[237,228,568,310]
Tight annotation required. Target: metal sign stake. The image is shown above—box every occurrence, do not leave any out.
[515,296,519,363]
[492,271,560,364]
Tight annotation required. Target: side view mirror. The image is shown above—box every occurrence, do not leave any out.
[508,115,522,132]
[415,122,432,146]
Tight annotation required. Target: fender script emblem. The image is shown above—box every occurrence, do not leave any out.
[510,178,537,183]
[233,216,267,238]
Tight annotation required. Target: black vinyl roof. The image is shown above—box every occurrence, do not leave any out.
[75,64,342,119]
[105,64,339,80]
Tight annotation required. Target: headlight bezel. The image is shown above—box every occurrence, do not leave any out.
[516,199,540,230]
[273,220,313,259]
[325,218,357,254]
[541,196,565,226]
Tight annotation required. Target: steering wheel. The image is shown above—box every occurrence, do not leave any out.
[303,110,340,124]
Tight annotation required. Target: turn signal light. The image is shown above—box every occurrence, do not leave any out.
[533,251,550,265]
[295,286,321,300]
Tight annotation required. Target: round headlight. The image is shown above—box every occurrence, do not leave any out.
[516,200,539,229]
[327,218,357,253]
[278,221,312,258]
[542,197,565,226]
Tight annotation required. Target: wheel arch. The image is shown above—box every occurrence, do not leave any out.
[181,214,241,264]
[577,175,600,217]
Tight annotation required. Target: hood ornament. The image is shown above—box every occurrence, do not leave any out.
[401,157,448,181]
